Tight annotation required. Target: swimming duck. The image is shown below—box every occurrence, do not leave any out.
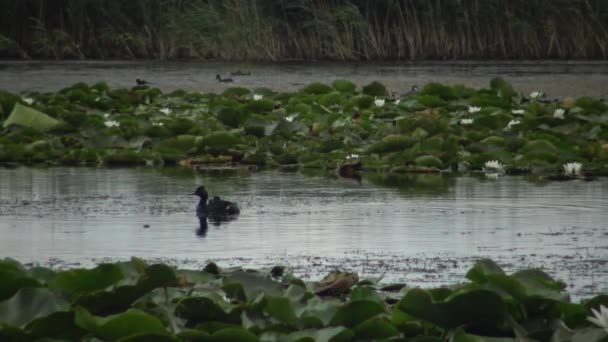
[192,186,240,220]
[216,74,234,83]
[136,78,150,85]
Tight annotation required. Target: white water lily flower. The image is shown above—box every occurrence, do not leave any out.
[374,98,385,107]
[152,122,164,127]
[563,162,582,176]
[253,94,263,101]
[159,108,172,115]
[460,118,474,125]
[21,97,34,105]
[485,172,500,180]
[529,91,542,99]
[587,305,608,332]
[483,160,505,173]
[103,113,110,118]
[347,153,359,159]
[504,119,521,131]
[395,99,401,105]
[104,120,120,128]
[553,108,566,119]
[511,109,525,115]
[468,106,481,113]
[285,116,294,122]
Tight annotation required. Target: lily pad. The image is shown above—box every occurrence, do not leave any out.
[3,103,60,132]
[0,287,69,327]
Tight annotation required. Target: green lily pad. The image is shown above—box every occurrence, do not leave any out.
[3,103,60,132]
[75,307,168,340]
[49,263,124,299]
[329,300,385,327]
[0,258,41,301]
[0,287,69,327]
[352,317,399,340]
[284,326,353,342]
[398,288,507,330]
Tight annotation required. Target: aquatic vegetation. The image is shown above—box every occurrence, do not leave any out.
[0,78,607,177]
[0,257,606,340]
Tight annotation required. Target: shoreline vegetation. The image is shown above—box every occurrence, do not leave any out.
[1,0,608,61]
[0,257,607,340]
[1,78,608,179]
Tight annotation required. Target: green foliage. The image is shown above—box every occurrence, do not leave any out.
[222,87,251,98]
[414,155,443,169]
[332,79,357,94]
[0,80,606,174]
[217,107,249,128]
[3,103,60,132]
[367,134,414,154]
[0,258,602,340]
[362,81,388,97]
[419,83,457,100]
[490,77,517,99]
[303,82,334,95]
[0,90,20,119]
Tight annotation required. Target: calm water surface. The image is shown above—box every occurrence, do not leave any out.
[0,167,606,298]
[1,60,608,97]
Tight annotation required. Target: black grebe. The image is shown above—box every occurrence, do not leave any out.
[192,186,240,220]
[215,74,234,83]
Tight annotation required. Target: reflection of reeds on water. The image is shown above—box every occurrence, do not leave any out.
[1,0,608,60]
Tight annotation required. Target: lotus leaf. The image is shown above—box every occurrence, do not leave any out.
[223,270,283,301]
[0,90,20,119]
[362,81,388,97]
[329,300,385,327]
[284,326,354,342]
[0,258,41,301]
[415,95,448,108]
[398,288,507,330]
[490,77,517,99]
[175,296,239,326]
[48,263,124,298]
[75,307,169,340]
[367,134,414,154]
[303,82,334,95]
[414,155,443,169]
[26,311,85,340]
[420,82,458,100]
[0,287,69,328]
[318,92,347,107]
[3,103,60,132]
[332,79,357,94]
[521,139,559,162]
[223,87,251,97]
[352,316,399,340]
[264,296,297,325]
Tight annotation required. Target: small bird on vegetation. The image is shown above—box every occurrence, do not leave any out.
[216,74,234,83]
[401,85,419,97]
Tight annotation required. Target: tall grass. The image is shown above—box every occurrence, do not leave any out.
[1,0,608,60]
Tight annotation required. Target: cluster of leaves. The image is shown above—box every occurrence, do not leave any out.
[0,257,606,341]
[1,79,608,175]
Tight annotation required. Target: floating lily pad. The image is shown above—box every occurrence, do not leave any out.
[3,103,60,132]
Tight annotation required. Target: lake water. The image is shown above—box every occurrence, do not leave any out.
[1,60,608,98]
[0,167,606,300]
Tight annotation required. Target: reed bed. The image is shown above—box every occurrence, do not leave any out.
[1,0,608,60]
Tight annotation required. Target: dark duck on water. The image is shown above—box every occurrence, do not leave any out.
[192,186,240,222]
